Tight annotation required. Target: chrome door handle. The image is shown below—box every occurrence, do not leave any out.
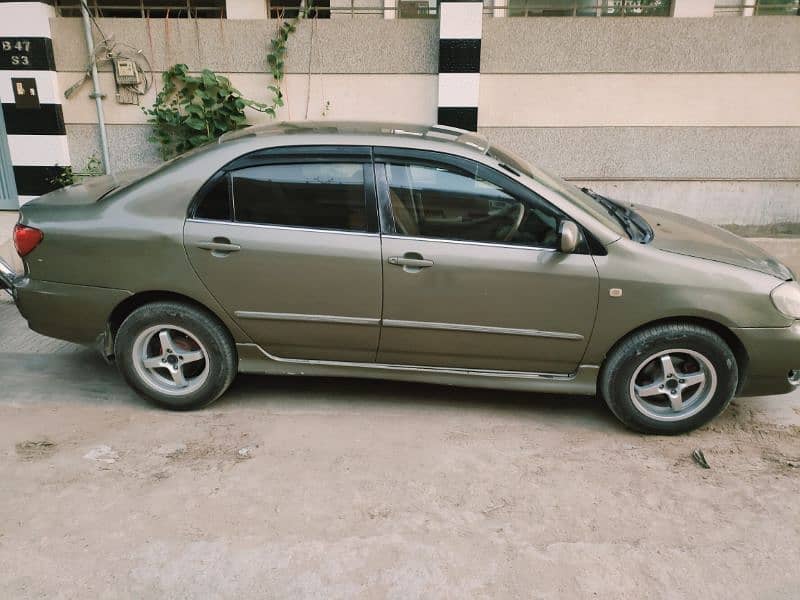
[197,239,241,253]
[388,257,433,268]
[388,256,434,269]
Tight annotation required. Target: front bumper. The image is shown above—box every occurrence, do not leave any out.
[0,257,17,299]
[734,321,800,397]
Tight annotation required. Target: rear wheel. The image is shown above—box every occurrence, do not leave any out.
[600,323,738,434]
[115,301,237,410]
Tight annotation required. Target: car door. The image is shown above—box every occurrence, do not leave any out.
[184,146,383,362]
[374,147,599,374]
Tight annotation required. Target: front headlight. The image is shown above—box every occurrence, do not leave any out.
[771,281,800,319]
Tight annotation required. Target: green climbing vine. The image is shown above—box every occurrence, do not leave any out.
[49,154,103,189]
[266,1,315,111]
[144,64,273,160]
[145,4,314,160]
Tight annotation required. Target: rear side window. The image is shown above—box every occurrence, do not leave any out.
[194,174,231,221]
[232,163,367,232]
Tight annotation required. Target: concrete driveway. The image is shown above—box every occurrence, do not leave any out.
[1,293,799,599]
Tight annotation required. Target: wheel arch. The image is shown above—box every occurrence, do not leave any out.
[600,316,749,395]
[107,290,235,353]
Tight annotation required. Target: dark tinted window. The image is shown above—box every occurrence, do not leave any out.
[233,163,367,231]
[194,174,231,221]
[385,162,562,248]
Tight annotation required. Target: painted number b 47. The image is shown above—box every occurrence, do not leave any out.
[2,40,32,66]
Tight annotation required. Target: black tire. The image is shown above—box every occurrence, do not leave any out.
[600,323,738,434]
[114,301,237,410]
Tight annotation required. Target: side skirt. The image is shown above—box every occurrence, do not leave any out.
[236,343,599,395]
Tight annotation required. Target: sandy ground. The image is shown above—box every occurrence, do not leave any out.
[1,294,799,599]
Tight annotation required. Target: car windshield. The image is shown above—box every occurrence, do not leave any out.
[487,144,630,239]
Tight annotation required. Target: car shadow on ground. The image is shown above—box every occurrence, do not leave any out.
[221,373,624,433]
[0,348,624,431]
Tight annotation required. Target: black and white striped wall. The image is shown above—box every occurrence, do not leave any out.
[437,0,482,132]
[0,0,70,206]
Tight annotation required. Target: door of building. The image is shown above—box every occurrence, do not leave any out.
[0,108,17,209]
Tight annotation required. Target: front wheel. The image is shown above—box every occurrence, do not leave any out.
[600,323,738,434]
[114,301,237,410]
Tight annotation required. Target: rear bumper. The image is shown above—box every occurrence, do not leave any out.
[0,257,17,299]
[734,322,800,397]
[15,277,131,346]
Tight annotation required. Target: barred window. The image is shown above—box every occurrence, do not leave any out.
[715,0,799,15]
[54,0,226,18]
[267,0,331,18]
[507,0,671,17]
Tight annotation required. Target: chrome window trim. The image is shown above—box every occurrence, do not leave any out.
[381,234,557,253]
[186,218,380,238]
[383,319,583,341]
[235,311,379,326]
[244,343,577,380]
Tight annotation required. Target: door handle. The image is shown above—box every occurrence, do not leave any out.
[388,254,434,272]
[388,257,433,268]
[197,238,241,254]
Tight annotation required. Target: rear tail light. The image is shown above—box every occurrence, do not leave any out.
[13,224,44,257]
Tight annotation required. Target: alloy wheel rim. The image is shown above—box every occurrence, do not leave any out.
[628,348,717,422]
[131,325,209,396]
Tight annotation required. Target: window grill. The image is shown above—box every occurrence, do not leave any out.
[504,1,671,17]
[715,1,800,15]
[54,0,226,18]
[266,0,331,19]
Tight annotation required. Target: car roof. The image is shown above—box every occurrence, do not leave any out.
[218,120,491,155]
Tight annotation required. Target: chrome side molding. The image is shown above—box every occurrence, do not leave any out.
[382,319,584,341]
[234,311,380,327]
[232,311,583,341]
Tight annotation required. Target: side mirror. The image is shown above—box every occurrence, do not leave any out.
[559,220,580,253]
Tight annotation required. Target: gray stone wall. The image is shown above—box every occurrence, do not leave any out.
[481,17,800,73]
[51,18,439,74]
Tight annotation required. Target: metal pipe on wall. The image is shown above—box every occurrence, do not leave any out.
[80,1,112,173]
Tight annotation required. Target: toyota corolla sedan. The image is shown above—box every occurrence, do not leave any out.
[2,121,799,434]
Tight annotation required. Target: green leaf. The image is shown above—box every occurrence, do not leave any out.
[184,117,207,131]
[188,134,211,146]
[201,70,217,87]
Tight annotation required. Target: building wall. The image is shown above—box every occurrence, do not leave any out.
[1,1,70,206]
[49,15,800,230]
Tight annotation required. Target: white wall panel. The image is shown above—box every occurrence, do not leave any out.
[60,72,439,125]
[0,2,54,37]
[8,134,69,166]
[480,73,800,127]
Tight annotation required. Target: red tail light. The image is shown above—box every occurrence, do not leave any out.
[13,224,44,257]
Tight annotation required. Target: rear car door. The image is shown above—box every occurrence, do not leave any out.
[184,146,382,362]
[374,147,599,374]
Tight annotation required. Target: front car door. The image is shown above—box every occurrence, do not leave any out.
[374,147,599,374]
[184,146,382,362]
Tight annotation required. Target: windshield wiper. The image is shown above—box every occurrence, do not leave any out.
[581,187,653,243]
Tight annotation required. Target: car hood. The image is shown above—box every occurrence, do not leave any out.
[634,205,793,281]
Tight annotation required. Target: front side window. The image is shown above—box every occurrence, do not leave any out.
[232,162,367,232]
[384,161,562,249]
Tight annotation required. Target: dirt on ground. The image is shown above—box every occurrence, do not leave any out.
[1,295,799,598]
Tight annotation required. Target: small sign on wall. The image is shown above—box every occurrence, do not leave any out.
[11,77,39,110]
[0,38,56,70]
